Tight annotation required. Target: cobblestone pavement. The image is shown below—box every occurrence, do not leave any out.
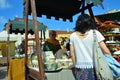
[0,66,7,80]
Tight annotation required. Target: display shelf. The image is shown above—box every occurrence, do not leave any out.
[97,24,120,53]
[103,34,120,37]
[106,41,120,44]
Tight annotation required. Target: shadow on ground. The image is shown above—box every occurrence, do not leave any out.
[0,66,7,80]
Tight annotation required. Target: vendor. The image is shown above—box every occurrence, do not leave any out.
[18,40,25,54]
[43,30,61,55]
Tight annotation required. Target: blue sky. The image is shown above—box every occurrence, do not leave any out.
[0,0,120,32]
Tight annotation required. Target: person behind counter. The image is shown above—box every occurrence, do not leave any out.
[70,14,112,80]
[43,30,61,55]
[18,40,25,54]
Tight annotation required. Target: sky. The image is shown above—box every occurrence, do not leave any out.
[0,0,120,32]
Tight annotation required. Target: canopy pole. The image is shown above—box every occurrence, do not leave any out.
[24,0,29,79]
[87,5,96,28]
[30,0,46,80]
[6,20,11,72]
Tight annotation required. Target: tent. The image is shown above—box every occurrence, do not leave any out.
[9,18,47,34]
[95,11,120,22]
[0,31,17,41]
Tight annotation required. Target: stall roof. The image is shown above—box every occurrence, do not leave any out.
[24,0,103,22]
[95,11,120,22]
[9,18,47,34]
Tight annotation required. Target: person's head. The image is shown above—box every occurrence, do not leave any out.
[49,30,57,40]
[74,13,95,34]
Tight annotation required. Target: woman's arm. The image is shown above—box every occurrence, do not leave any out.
[99,41,112,56]
[70,44,76,66]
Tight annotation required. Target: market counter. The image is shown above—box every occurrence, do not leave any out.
[46,69,75,80]
[29,67,75,80]
[8,58,75,80]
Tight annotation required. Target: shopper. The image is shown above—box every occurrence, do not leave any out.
[70,13,112,80]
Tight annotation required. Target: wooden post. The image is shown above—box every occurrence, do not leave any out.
[6,20,10,66]
[24,0,29,79]
[88,5,96,28]
[30,0,46,80]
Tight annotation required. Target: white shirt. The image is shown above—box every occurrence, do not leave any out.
[70,29,105,68]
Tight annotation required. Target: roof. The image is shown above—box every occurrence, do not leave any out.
[9,18,47,34]
[95,11,120,22]
[55,30,73,35]
[24,0,103,22]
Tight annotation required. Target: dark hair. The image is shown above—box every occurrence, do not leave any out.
[49,30,56,34]
[74,14,95,34]
[49,30,56,36]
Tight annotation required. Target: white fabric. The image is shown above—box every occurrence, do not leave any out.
[70,29,105,68]
[0,31,17,41]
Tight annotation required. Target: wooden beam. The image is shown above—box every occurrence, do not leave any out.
[30,0,46,80]
[24,0,29,79]
[81,0,85,14]
[87,4,96,28]
[6,19,11,71]
[77,3,94,13]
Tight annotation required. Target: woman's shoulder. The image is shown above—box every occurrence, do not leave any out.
[71,32,76,36]
[90,29,101,34]
[93,29,100,32]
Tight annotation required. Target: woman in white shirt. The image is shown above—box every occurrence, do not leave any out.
[70,14,112,80]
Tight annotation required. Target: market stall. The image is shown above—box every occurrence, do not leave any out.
[22,0,104,80]
[0,31,17,57]
[0,30,17,65]
[5,16,47,80]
